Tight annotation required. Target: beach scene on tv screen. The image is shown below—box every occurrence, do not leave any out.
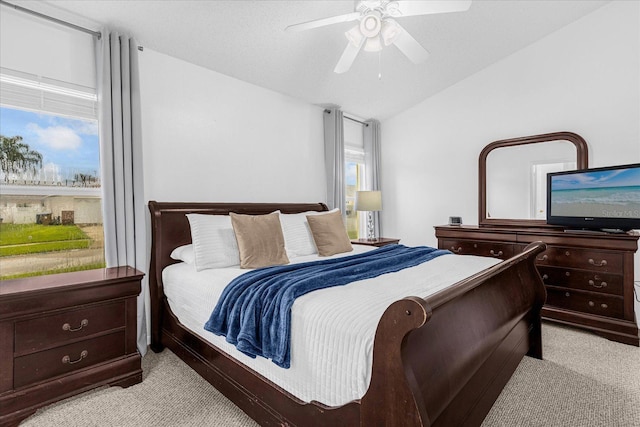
[550,167,640,218]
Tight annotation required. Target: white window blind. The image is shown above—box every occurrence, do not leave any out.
[344,117,364,148]
[345,146,365,163]
[0,5,97,119]
[0,68,97,120]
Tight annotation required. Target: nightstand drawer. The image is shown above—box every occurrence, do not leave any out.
[535,246,622,273]
[545,287,624,319]
[538,266,623,296]
[441,239,514,260]
[13,331,126,389]
[15,301,126,355]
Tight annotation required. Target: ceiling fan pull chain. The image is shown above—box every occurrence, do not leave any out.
[378,50,382,80]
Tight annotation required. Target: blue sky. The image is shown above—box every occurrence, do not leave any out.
[0,106,100,178]
[346,162,357,186]
[552,167,640,190]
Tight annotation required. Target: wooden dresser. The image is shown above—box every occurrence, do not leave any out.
[435,225,639,346]
[0,267,143,427]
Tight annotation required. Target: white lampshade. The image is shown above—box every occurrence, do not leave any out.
[345,25,364,47]
[380,19,401,46]
[355,191,382,212]
[364,35,383,52]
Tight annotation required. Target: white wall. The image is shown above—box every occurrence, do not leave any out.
[138,48,326,204]
[381,1,639,249]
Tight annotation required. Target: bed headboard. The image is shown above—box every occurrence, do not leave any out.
[147,201,329,350]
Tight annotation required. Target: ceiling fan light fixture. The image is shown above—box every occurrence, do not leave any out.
[363,35,383,52]
[345,24,364,47]
[359,13,381,37]
[380,19,401,46]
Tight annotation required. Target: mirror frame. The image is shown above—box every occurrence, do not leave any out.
[479,131,589,228]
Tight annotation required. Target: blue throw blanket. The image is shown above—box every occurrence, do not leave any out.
[204,244,450,368]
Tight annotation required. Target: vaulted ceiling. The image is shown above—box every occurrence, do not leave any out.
[25,0,610,119]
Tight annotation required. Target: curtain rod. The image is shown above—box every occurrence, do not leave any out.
[324,109,369,127]
[0,0,101,39]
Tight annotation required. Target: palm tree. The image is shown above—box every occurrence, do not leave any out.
[0,135,43,179]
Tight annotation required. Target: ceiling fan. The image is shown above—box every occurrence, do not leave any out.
[285,1,472,74]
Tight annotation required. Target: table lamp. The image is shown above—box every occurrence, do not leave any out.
[355,190,382,240]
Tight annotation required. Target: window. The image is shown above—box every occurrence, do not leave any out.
[0,106,104,279]
[0,8,102,280]
[345,149,366,239]
[531,161,576,219]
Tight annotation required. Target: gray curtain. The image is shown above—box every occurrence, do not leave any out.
[364,119,382,237]
[97,32,148,355]
[323,107,346,216]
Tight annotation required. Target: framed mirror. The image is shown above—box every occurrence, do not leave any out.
[479,132,589,228]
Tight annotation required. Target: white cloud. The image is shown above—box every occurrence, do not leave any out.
[73,120,99,135]
[27,123,82,150]
[47,116,98,135]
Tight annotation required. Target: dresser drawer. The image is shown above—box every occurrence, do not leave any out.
[535,246,622,273]
[545,287,624,319]
[13,331,126,389]
[538,266,623,296]
[441,239,514,260]
[15,301,126,355]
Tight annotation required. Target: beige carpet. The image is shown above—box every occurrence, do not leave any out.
[21,323,640,426]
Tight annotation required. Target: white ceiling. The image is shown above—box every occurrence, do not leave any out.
[25,0,610,119]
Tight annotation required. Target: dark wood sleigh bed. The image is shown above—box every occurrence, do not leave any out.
[148,201,547,427]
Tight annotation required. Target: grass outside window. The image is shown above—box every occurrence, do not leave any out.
[0,223,105,279]
[0,224,91,256]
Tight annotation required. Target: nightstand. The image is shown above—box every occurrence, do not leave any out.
[351,237,400,247]
[0,266,143,427]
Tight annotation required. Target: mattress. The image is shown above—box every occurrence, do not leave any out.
[162,246,500,407]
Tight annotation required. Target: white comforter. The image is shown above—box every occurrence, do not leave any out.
[162,246,499,406]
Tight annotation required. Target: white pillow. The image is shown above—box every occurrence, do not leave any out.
[170,244,195,264]
[280,209,339,258]
[186,214,240,271]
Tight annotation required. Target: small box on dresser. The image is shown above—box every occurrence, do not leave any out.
[435,225,639,346]
[0,266,143,427]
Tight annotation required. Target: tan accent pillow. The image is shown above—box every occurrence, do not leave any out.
[306,210,353,256]
[230,212,290,269]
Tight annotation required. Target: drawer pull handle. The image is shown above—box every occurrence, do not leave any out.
[588,258,607,267]
[588,280,607,289]
[588,301,595,307]
[565,292,570,297]
[542,274,549,280]
[601,303,608,309]
[62,319,89,332]
[489,250,503,257]
[450,246,462,254]
[62,350,88,365]
[536,255,548,262]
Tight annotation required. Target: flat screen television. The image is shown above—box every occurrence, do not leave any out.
[546,163,640,232]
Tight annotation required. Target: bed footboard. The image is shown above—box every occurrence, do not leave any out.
[362,242,546,427]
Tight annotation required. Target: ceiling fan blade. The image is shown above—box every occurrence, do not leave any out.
[334,39,364,74]
[392,24,429,64]
[285,12,361,32]
[394,0,472,17]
